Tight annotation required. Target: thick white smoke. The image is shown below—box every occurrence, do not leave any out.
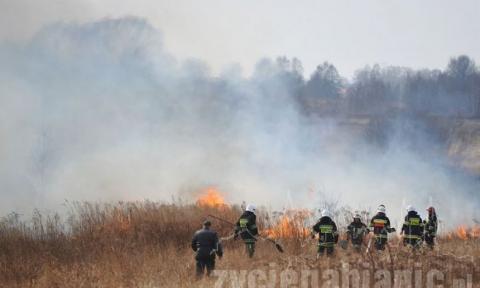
[0,17,478,228]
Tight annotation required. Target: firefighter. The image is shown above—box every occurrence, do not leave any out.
[234,204,258,258]
[424,206,438,249]
[312,209,338,257]
[369,204,395,251]
[191,220,223,278]
[347,213,369,252]
[401,205,424,248]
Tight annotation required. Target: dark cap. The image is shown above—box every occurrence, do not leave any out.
[203,220,212,227]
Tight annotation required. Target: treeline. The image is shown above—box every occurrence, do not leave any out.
[257,55,480,118]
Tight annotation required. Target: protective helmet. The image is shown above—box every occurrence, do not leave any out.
[354,213,361,219]
[426,206,436,214]
[321,209,331,218]
[377,204,386,213]
[406,205,416,213]
[203,220,212,227]
[246,204,256,214]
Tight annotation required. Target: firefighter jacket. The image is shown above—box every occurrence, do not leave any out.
[312,216,338,247]
[401,211,424,240]
[235,211,258,242]
[347,221,368,244]
[370,212,393,239]
[424,214,438,237]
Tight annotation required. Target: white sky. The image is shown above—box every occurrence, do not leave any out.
[1,0,479,78]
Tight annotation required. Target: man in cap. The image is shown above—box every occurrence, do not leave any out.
[369,204,395,250]
[234,204,258,258]
[312,209,338,257]
[191,220,223,278]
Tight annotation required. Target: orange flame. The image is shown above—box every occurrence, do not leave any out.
[264,209,311,238]
[196,187,226,207]
[456,225,468,240]
[449,225,480,240]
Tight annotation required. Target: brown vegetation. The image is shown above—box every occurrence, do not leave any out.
[0,201,478,287]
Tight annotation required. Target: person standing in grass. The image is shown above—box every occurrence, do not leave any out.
[312,209,338,257]
[234,204,258,258]
[401,205,424,248]
[347,213,369,252]
[191,220,223,278]
[369,204,395,250]
[424,206,438,249]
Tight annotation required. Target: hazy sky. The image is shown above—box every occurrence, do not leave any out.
[1,0,479,78]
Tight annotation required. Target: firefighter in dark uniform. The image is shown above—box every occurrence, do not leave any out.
[369,204,395,250]
[424,206,438,249]
[234,204,258,258]
[401,205,424,248]
[347,213,369,252]
[191,220,223,278]
[312,209,338,257]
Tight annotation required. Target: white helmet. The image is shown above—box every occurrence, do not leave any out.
[246,204,256,214]
[406,205,416,213]
[377,204,386,213]
[321,209,331,218]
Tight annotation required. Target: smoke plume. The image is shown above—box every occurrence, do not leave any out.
[0,17,478,228]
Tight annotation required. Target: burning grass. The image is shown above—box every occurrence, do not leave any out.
[263,209,312,239]
[195,187,227,208]
[448,225,480,240]
[0,200,479,287]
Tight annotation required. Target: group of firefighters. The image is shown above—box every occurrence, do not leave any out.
[191,204,438,277]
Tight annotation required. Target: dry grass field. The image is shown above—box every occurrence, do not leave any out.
[0,192,478,287]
